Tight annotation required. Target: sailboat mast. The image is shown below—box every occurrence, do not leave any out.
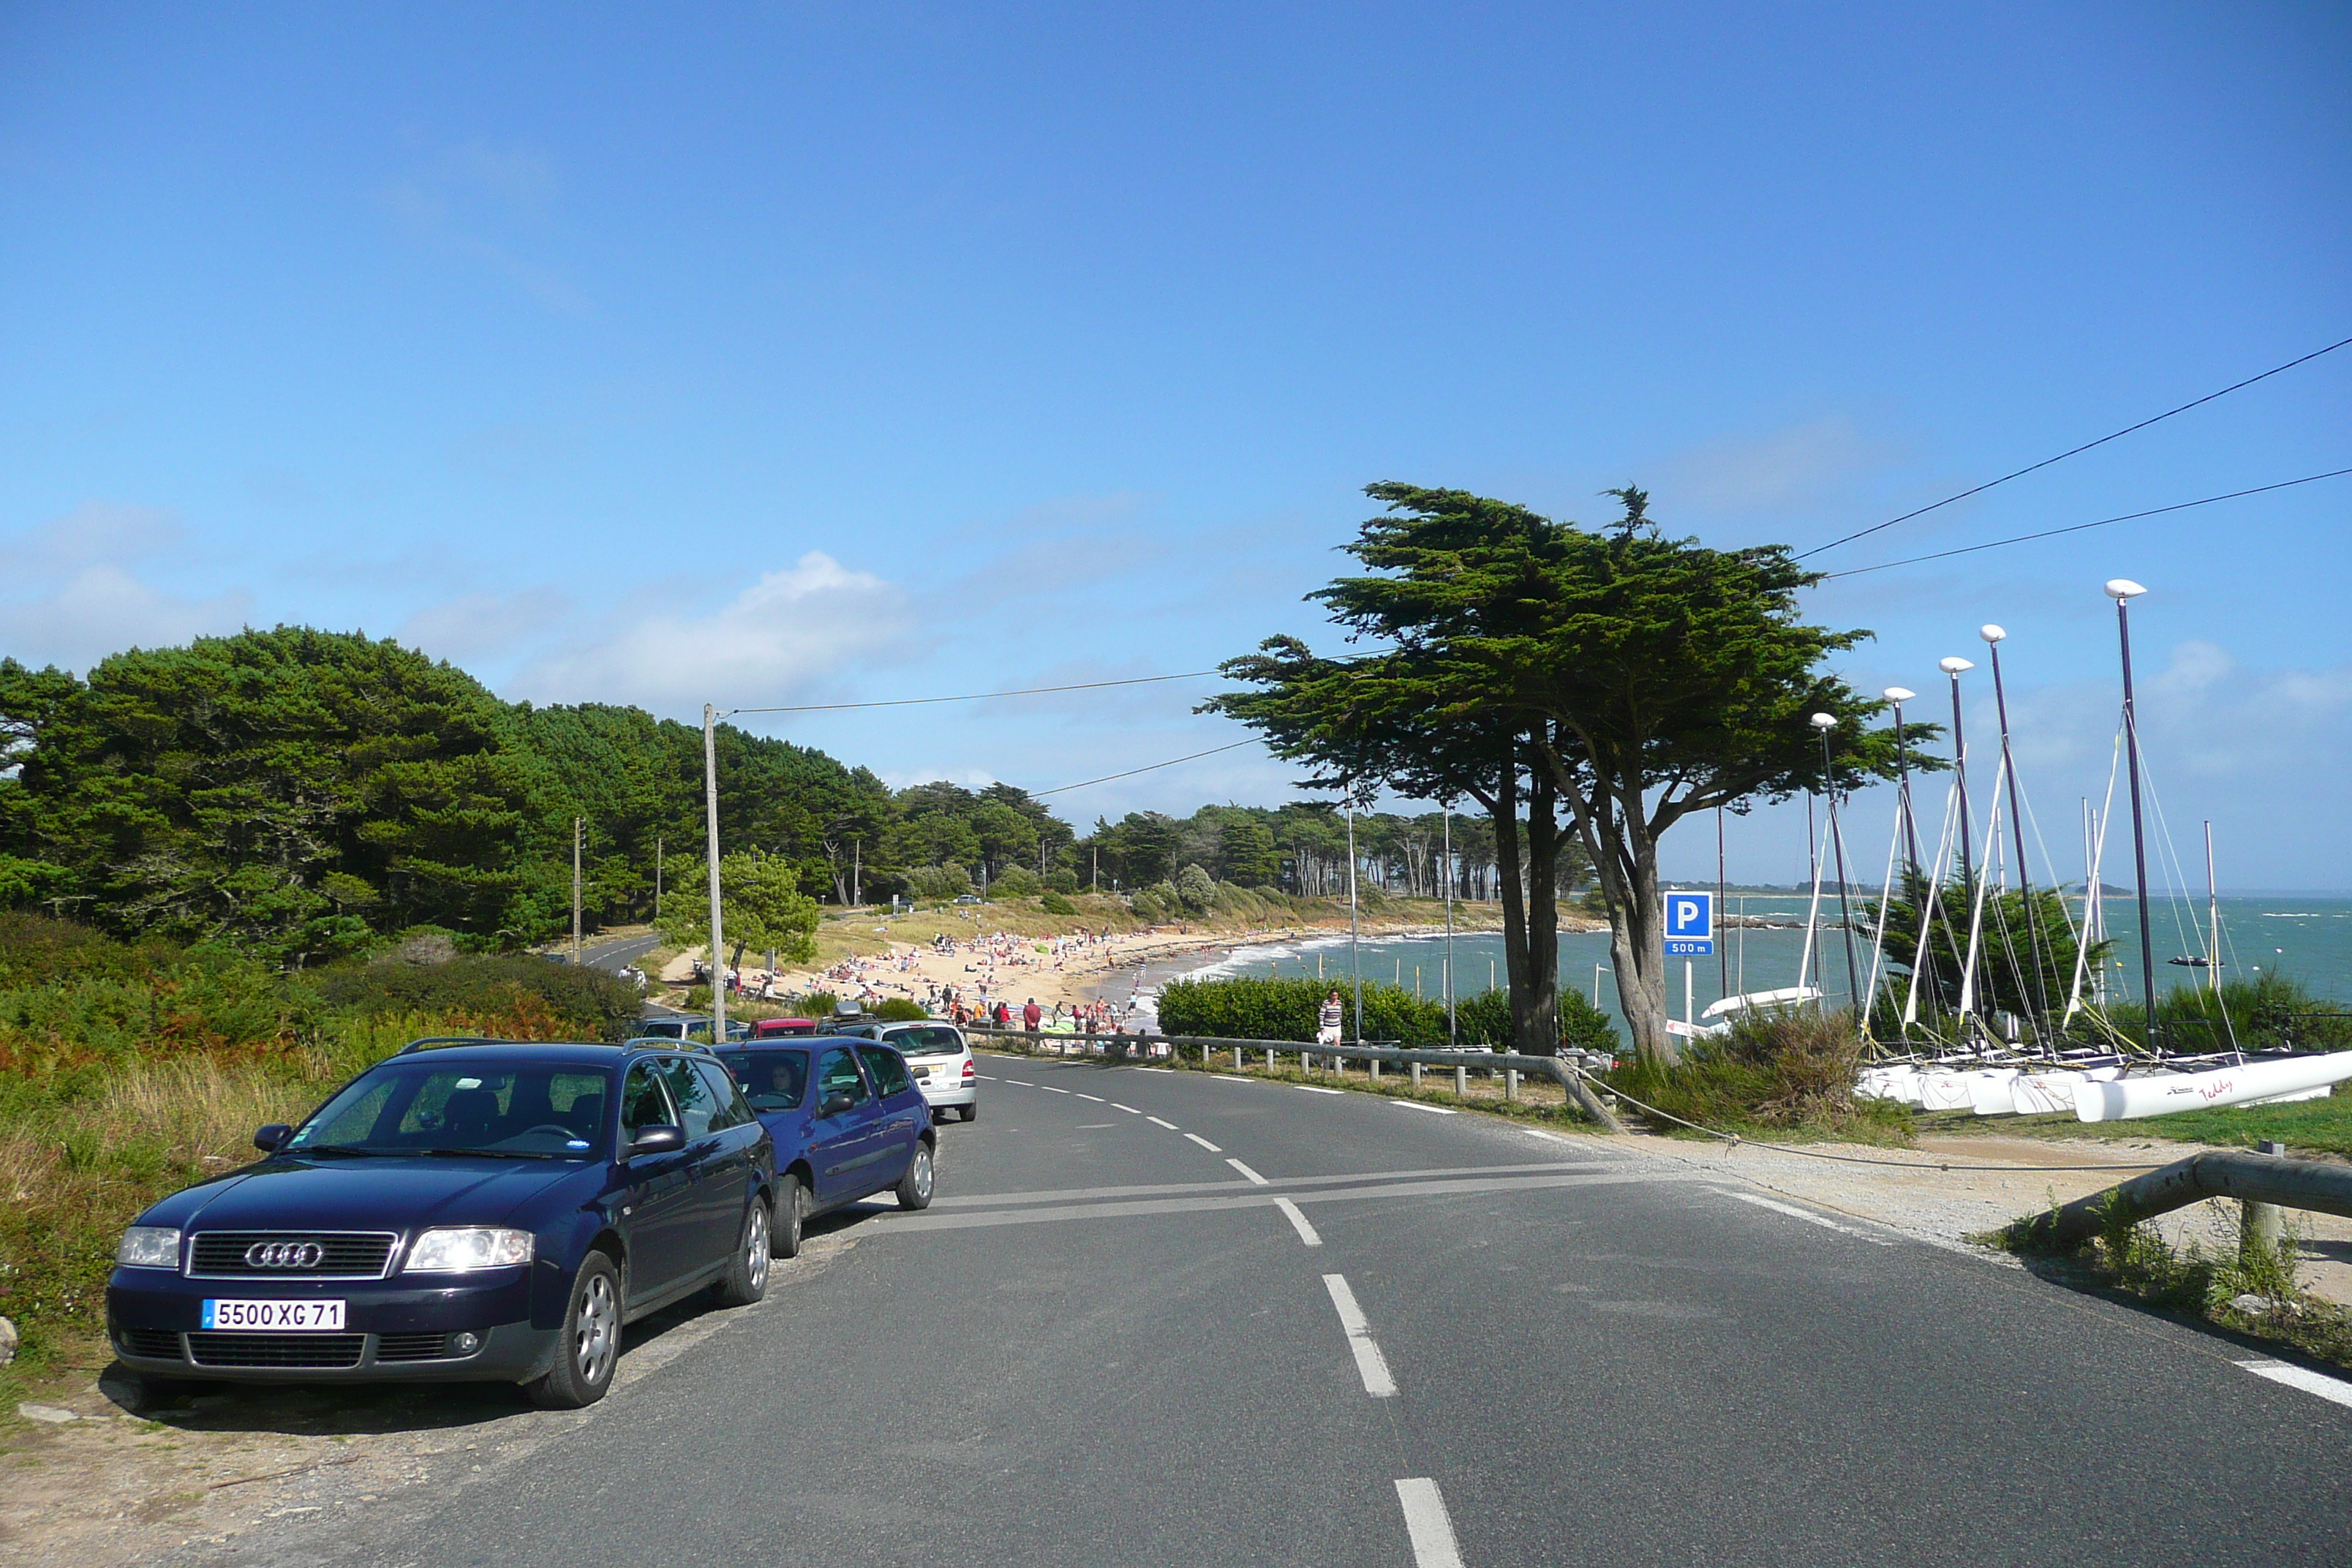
[2204,820,2220,1002]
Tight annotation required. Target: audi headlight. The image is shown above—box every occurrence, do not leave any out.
[405,1227,534,1273]
[116,1226,181,1269]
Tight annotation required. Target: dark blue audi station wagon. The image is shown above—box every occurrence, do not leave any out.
[105,1039,780,1408]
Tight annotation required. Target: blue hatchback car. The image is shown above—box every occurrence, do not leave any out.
[709,1038,936,1255]
[105,1039,780,1409]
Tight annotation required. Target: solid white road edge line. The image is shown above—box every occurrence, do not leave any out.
[1714,1189,1891,1245]
[1147,1116,1179,1130]
[1273,1196,1323,1247]
[1393,1101,1457,1115]
[1393,1478,1466,1568]
[1322,1273,1398,1398]
[1185,1132,1224,1153]
[2239,1358,2352,1409]
[1226,1158,1270,1186]
[1297,1085,1345,1096]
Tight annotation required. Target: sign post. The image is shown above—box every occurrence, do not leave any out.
[1665,892,1714,1034]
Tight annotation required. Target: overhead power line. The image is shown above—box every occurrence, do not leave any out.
[723,668,1218,718]
[1795,334,2352,560]
[1033,739,1258,797]
[1815,467,2352,580]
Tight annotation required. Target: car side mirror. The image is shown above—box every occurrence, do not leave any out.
[819,1091,855,1117]
[254,1123,293,1153]
[627,1125,685,1158]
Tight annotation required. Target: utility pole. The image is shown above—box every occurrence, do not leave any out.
[703,704,727,1044]
[1091,845,1098,893]
[654,833,663,923]
[852,838,861,907]
[2107,578,2160,1052]
[571,816,584,966]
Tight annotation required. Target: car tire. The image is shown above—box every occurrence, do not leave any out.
[959,1103,977,1123]
[894,1139,935,1211]
[714,1196,771,1307]
[526,1252,622,1409]
[772,1173,806,1259]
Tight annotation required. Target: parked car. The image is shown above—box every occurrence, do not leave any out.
[808,1019,976,1123]
[747,1017,817,1039]
[105,1040,777,1410]
[709,1038,936,1256]
[631,1016,747,1042]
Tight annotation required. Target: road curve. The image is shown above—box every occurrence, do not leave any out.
[185,1054,2352,1568]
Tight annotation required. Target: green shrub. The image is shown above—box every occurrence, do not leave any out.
[870,997,930,1021]
[311,954,641,1041]
[992,865,1043,898]
[1602,1007,1909,1142]
[1045,868,1079,894]
[1156,976,1618,1054]
[1040,891,1077,916]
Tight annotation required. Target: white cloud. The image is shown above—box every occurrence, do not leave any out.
[517,552,907,710]
[1662,416,1880,516]
[0,502,252,671]
[397,587,573,664]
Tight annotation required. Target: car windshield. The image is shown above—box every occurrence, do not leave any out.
[889,1027,963,1057]
[713,1048,810,1111]
[287,1062,611,1158]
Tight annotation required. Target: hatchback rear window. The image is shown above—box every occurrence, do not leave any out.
[890,1027,963,1057]
[714,1048,810,1111]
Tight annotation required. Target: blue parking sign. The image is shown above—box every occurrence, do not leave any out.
[1665,891,1714,955]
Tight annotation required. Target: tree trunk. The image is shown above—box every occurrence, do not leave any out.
[1518,769,1563,1055]
[1605,798,1673,1067]
[1490,776,1531,1022]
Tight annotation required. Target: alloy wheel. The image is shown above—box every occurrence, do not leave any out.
[576,1270,618,1386]
[745,1204,770,1292]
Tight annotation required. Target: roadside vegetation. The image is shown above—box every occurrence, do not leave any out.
[1997,1194,2352,1373]
[1156,973,1616,1055]
[0,912,637,1405]
[1602,1009,1915,1145]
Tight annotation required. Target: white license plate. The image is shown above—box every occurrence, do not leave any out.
[201,1298,347,1331]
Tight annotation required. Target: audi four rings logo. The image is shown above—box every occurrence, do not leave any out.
[244,1240,325,1269]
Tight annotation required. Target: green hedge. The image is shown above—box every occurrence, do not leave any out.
[1156,974,1617,1054]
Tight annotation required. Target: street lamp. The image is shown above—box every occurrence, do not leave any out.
[2106,578,2160,1050]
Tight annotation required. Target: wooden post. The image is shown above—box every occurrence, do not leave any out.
[2244,1139,2285,1264]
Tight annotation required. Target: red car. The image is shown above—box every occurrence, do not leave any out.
[747,1018,818,1039]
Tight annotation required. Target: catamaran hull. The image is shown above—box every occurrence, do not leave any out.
[2075,1052,2352,1123]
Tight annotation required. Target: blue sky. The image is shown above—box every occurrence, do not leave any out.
[3,3,2348,889]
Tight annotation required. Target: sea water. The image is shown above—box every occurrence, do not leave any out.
[1188,894,2352,1045]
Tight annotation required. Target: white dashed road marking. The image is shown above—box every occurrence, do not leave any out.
[1042,1086,1070,1094]
[1184,1132,1224,1153]
[1322,1273,1397,1398]
[1074,1093,1104,1102]
[1214,1075,1255,1083]
[1273,1196,1322,1247]
[1110,1103,1140,1114]
[1296,1085,1345,1096]
[1394,1478,1466,1568]
[1522,1128,1565,1141]
[1005,1080,1032,1087]
[2239,1358,2352,1409]
[1393,1101,1457,1115]
[1147,1117,1179,1130]
[1226,1158,1270,1186]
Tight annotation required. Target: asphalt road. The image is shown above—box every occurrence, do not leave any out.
[565,930,662,975]
[192,1056,2352,1568]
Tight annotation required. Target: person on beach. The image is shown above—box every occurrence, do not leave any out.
[1317,990,1343,1046]
[1022,998,1042,1032]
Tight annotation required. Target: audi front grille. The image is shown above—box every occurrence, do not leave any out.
[185,1332,367,1369]
[186,1231,399,1280]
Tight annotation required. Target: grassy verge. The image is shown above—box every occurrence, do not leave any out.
[1992,1197,2352,1373]
[1948,1093,2352,1161]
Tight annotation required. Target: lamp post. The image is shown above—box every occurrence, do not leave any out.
[2106,578,2160,1051]
[1812,714,1863,1014]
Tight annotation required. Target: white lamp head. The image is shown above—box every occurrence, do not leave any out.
[1979,624,2006,644]
[2104,578,2146,600]
[1882,686,1915,704]
[1809,712,1836,731]
[1939,657,1974,676]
